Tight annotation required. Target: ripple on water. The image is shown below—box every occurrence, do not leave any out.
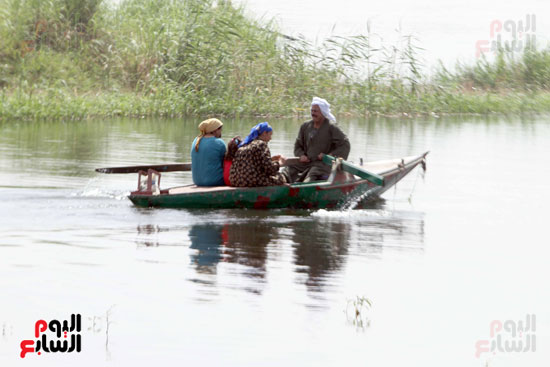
[312,208,392,219]
[71,187,129,200]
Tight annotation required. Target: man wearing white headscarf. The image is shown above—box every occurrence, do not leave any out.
[282,97,350,183]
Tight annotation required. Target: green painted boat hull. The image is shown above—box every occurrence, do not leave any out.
[129,181,374,209]
[128,152,428,209]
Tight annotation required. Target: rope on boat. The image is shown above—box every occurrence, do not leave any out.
[407,158,427,204]
[392,179,397,212]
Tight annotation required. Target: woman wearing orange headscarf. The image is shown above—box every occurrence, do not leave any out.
[190,118,226,186]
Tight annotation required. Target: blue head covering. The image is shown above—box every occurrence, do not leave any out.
[238,122,273,147]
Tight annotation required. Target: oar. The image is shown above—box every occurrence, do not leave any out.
[96,163,191,174]
[96,158,303,174]
[322,154,384,186]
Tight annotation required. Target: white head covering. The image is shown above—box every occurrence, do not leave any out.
[311,97,336,122]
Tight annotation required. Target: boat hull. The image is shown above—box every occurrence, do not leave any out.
[128,152,428,209]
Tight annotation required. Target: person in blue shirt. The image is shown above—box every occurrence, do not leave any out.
[191,118,226,186]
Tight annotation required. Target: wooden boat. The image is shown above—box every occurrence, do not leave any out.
[126,152,428,209]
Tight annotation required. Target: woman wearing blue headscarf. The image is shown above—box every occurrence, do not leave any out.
[229,122,287,187]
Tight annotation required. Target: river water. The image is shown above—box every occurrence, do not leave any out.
[0,115,549,366]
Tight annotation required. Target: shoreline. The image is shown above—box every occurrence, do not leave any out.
[2,89,550,121]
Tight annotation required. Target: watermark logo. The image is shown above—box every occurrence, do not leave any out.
[476,14,537,57]
[20,314,82,358]
[475,314,536,358]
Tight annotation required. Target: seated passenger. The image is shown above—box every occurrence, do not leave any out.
[190,118,226,186]
[223,136,241,186]
[282,97,350,183]
[229,122,287,187]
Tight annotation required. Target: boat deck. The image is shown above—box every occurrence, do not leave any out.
[165,155,422,196]
[362,157,409,175]
[168,185,237,195]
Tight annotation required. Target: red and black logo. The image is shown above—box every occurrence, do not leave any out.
[20,314,82,358]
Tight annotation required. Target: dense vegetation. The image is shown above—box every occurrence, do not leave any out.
[1,0,550,120]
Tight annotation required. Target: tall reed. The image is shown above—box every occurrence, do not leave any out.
[1,0,550,120]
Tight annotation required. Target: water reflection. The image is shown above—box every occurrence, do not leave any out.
[292,221,350,292]
[136,224,164,247]
[187,222,274,286]
[189,225,223,273]
[219,222,273,280]
[184,221,272,298]
[133,209,425,301]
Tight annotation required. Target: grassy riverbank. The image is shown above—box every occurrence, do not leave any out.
[1,0,550,120]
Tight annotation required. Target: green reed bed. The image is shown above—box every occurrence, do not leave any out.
[1,0,550,120]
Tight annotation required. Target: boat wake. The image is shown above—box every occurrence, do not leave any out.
[72,188,129,200]
[312,208,392,219]
[72,177,129,200]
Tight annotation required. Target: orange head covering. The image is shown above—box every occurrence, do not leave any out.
[195,118,223,152]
